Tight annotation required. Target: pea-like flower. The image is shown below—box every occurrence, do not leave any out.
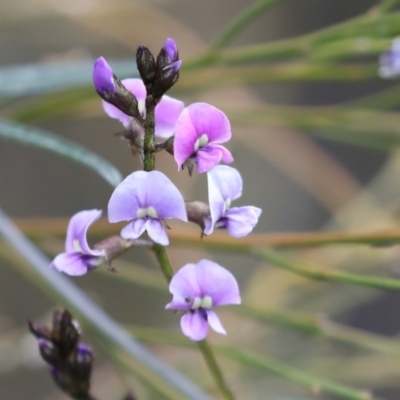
[379,37,400,79]
[173,103,234,174]
[102,78,184,138]
[50,210,106,276]
[204,165,261,237]
[166,260,241,341]
[108,170,187,246]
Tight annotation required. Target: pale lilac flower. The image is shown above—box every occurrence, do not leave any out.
[204,165,261,237]
[379,37,400,78]
[102,78,184,138]
[50,210,106,276]
[174,103,234,174]
[93,57,116,95]
[108,170,187,246]
[166,260,241,341]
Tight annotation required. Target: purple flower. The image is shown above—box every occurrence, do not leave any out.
[166,260,241,341]
[204,165,261,237]
[173,103,234,174]
[50,210,106,276]
[93,57,116,95]
[379,38,400,78]
[102,78,184,138]
[108,170,187,246]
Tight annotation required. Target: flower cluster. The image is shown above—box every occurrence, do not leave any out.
[50,38,262,341]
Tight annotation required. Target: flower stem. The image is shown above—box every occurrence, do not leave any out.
[197,340,236,400]
[143,96,156,171]
[152,243,174,282]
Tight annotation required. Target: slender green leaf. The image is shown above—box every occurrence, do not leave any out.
[0,118,122,187]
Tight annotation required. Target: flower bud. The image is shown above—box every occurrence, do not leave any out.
[69,343,93,380]
[52,310,79,357]
[39,338,60,365]
[93,57,142,122]
[28,320,52,340]
[136,46,156,85]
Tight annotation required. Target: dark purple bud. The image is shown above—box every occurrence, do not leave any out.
[123,390,137,400]
[39,338,60,365]
[185,201,210,232]
[69,343,93,380]
[28,320,52,340]
[136,45,156,85]
[52,310,79,358]
[93,57,116,95]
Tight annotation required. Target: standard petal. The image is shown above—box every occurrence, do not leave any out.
[207,310,227,335]
[224,206,262,238]
[180,312,209,341]
[145,171,187,221]
[208,165,243,202]
[195,260,241,307]
[187,103,231,144]
[173,107,200,168]
[65,209,102,254]
[169,263,202,301]
[155,95,184,138]
[102,102,132,128]
[51,253,93,276]
[120,219,146,240]
[196,146,223,173]
[145,219,169,245]
[108,171,148,222]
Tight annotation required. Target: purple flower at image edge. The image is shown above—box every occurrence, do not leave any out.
[50,210,106,276]
[166,260,241,341]
[173,102,234,174]
[204,165,262,237]
[108,170,187,246]
[379,37,400,78]
[101,77,184,138]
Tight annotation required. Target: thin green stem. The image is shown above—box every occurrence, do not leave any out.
[211,0,282,50]
[197,341,235,400]
[152,243,174,282]
[143,96,156,171]
[261,249,400,291]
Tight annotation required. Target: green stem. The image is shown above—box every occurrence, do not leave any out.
[261,249,400,291]
[197,341,235,400]
[143,96,156,171]
[152,243,174,282]
[211,0,282,50]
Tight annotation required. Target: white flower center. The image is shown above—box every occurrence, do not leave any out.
[73,239,83,252]
[192,295,213,309]
[222,198,231,214]
[137,206,158,219]
[194,134,209,152]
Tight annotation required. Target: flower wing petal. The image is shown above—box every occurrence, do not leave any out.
[65,209,102,254]
[102,102,132,128]
[108,171,148,222]
[51,253,92,276]
[207,310,226,335]
[225,206,262,238]
[180,312,209,341]
[155,95,184,138]
[196,146,223,173]
[145,219,169,245]
[120,78,146,102]
[196,259,241,307]
[120,219,146,240]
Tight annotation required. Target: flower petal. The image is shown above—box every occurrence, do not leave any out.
[155,95,184,138]
[196,146,223,174]
[224,206,262,238]
[195,259,241,307]
[173,107,199,168]
[163,38,178,62]
[93,57,115,95]
[108,171,148,223]
[145,219,169,245]
[65,209,103,255]
[102,78,146,127]
[120,219,146,240]
[180,312,209,341]
[207,310,226,335]
[187,103,231,144]
[51,253,100,276]
[168,263,202,305]
[145,171,187,221]
[208,165,243,202]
